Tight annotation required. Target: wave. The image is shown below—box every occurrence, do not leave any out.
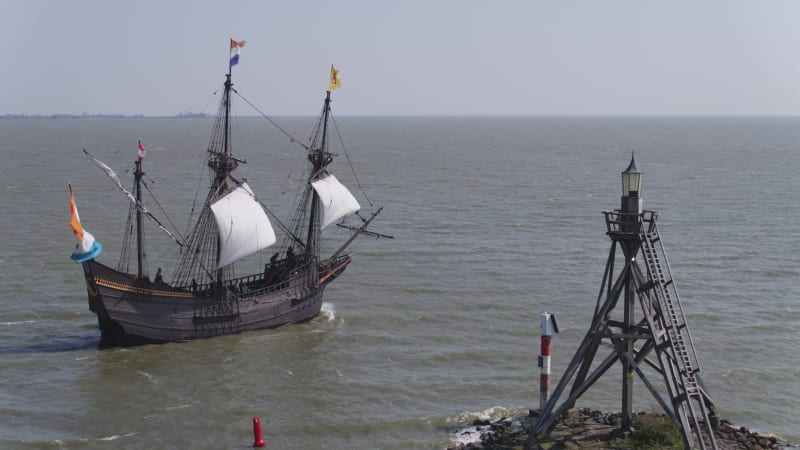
[0,320,37,326]
[444,406,528,448]
[0,333,98,355]
[54,432,138,445]
[320,302,336,322]
[449,405,523,423]
[2,432,140,449]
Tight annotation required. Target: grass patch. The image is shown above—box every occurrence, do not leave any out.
[629,414,683,449]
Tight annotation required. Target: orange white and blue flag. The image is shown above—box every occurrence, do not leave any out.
[68,183,102,263]
[137,140,146,162]
[230,39,246,67]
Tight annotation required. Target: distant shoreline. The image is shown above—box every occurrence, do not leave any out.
[0,113,209,120]
[5,114,800,120]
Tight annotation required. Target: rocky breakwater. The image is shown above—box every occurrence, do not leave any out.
[448,408,794,450]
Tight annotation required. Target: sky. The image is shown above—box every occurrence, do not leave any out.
[3,0,800,116]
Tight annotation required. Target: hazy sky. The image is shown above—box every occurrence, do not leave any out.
[4,0,800,116]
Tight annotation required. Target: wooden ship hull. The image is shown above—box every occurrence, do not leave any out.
[82,256,351,346]
[68,53,387,348]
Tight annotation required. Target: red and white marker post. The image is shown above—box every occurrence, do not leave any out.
[538,311,559,412]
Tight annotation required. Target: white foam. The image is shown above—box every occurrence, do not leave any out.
[447,406,521,448]
[0,320,36,326]
[136,370,160,386]
[98,432,137,441]
[451,406,509,423]
[320,302,336,322]
[450,425,486,447]
[164,404,192,411]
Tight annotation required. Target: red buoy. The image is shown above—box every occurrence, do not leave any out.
[252,416,265,447]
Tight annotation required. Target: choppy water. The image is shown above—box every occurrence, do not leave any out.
[1,116,798,448]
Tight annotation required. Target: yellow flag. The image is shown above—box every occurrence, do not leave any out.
[328,65,341,91]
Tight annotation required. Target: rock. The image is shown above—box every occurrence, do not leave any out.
[449,408,791,450]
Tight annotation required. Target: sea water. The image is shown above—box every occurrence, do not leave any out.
[0,116,797,449]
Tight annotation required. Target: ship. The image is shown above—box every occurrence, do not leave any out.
[68,41,388,346]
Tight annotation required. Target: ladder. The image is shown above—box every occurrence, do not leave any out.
[638,213,718,450]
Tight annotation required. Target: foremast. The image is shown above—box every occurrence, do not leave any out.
[291,70,389,266]
[304,90,335,265]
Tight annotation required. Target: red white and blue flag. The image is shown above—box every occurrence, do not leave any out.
[230,39,246,67]
[137,140,146,162]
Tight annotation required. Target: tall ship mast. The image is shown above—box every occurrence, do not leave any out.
[68,42,387,346]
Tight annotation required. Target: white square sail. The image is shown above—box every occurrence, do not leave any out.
[210,183,276,268]
[311,174,361,229]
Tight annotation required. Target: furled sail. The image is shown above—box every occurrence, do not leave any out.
[311,174,361,229]
[210,183,276,268]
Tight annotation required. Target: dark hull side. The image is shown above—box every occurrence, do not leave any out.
[80,257,351,347]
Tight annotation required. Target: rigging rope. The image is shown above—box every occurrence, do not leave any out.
[331,114,373,207]
[232,89,309,151]
[142,178,186,244]
[228,174,305,249]
[158,85,221,126]
[186,154,209,236]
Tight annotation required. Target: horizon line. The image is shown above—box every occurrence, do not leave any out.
[4,112,800,119]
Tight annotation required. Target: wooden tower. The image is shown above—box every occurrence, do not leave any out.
[531,155,719,449]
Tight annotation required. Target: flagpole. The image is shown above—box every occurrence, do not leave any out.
[228,38,232,77]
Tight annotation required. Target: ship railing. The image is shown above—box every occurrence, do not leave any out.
[235,263,311,299]
[178,261,309,299]
[320,255,351,271]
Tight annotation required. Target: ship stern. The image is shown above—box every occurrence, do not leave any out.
[82,261,126,347]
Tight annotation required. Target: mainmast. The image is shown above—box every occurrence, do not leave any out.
[211,42,243,193]
[223,71,232,161]
[172,41,246,288]
[211,71,238,283]
[210,73,237,190]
